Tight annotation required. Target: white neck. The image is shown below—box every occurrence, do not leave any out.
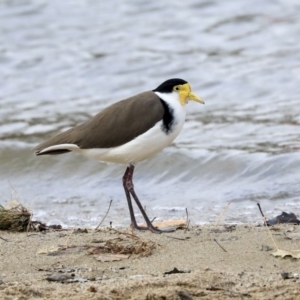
[154,91,186,111]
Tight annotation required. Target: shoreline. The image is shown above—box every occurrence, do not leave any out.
[1,224,300,299]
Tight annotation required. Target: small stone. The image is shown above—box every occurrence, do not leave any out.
[87,286,97,293]
[281,272,290,280]
[74,228,88,234]
[46,273,74,282]
[178,290,193,300]
[261,245,273,251]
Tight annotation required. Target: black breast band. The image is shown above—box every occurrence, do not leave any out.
[159,99,175,134]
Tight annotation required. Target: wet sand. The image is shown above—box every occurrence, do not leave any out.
[1,224,300,300]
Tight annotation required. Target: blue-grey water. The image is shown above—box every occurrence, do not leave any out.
[1,0,300,228]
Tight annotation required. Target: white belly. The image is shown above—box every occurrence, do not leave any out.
[78,118,185,164]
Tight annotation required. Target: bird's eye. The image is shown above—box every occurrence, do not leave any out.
[174,86,179,91]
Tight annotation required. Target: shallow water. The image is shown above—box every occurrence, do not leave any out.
[1,0,300,227]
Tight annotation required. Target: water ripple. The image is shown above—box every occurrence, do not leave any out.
[1,0,300,226]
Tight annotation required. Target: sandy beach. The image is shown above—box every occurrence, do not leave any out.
[1,223,300,300]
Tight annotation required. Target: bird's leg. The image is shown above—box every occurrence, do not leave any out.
[122,167,147,231]
[126,164,163,234]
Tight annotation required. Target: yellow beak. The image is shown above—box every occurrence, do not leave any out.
[179,83,205,105]
[187,92,205,104]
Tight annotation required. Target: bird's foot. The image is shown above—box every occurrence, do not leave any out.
[131,223,176,234]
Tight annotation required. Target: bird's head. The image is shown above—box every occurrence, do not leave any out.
[153,78,204,106]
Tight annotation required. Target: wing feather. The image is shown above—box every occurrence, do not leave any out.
[34,91,164,155]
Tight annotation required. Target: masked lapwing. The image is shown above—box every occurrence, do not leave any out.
[34,78,204,233]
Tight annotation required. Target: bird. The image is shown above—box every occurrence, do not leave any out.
[33,78,204,233]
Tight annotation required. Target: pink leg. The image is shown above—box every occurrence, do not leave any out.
[123,165,167,233]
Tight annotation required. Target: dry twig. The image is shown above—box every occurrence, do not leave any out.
[185,207,190,232]
[257,202,279,251]
[214,201,232,226]
[213,239,227,252]
[95,200,113,230]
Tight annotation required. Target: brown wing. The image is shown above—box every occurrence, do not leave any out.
[34,91,164,154]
